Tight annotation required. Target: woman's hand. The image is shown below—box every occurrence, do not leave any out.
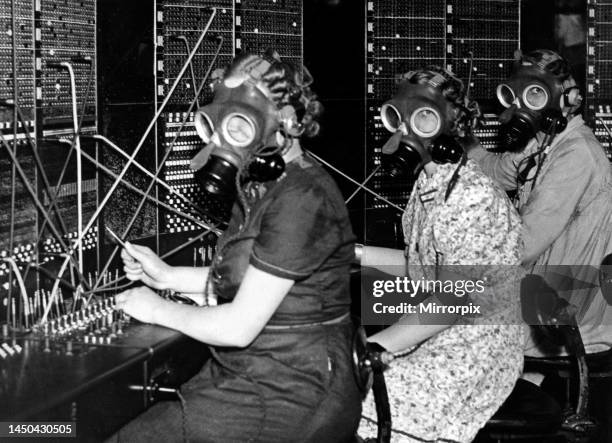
[121,242,174,290]
[115,286,166,324]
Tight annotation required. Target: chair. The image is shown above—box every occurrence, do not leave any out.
[352,326,393,443]
[477,273,597,442]
[519,253,612,441]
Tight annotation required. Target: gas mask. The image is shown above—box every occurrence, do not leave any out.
[189,57,300,197]
[496,60,582,152]
[379,75,464,179]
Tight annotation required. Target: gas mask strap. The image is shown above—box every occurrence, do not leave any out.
[515,108,566,191]
[202,166,251,308]
[234,164,253,224]
[444,153,468,202]
[514,138,550,203]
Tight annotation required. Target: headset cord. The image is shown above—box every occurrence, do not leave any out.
[514,131,558,205]
[444,153,468,202]
[176,389,189,443]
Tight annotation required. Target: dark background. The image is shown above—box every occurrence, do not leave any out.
[97,0,584,242]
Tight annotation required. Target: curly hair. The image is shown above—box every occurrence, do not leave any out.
[222,51,324,138]
[399,66,482,139]
[518,49,573,82]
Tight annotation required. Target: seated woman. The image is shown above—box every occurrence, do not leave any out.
[112,52,362,442]
[358,67,525,442]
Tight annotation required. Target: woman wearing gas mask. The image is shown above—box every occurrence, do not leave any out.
[112,52,362,442]
[467,49,612,358]
[357,67,524,442]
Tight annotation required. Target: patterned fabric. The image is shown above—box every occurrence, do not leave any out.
[359,160,525,442]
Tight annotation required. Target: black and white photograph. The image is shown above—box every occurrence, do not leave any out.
[1,0,611,442]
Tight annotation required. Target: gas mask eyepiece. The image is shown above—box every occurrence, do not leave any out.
[195,111,214,144]
[410,107,442,138]
[221,113,257,147]
[380,103,402,133]
[497,83,550,111]
[523,84,549,111]
[380,103,442,138]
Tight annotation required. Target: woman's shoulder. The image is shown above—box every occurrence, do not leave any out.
[438,160,522,253]
[272,154,344,201]
[452,159,516,208]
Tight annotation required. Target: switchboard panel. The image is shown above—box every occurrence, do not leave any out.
[154,0,304,232]
[365,0,521,210]
[0,0,98,259]
[586,0,612,160]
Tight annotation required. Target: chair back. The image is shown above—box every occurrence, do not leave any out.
[353,327,393,443]
[600,253,612,305]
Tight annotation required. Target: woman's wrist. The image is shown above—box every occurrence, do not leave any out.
[354,243,364,265]
[161,264,177,291]
[165,266,210,294]
[151,295,171,326]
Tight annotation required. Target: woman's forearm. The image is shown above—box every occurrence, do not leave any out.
[168,266,210,294]
[151,265,293,347]
[368,293,458,353]
[152,300,250,347]
[361,246,406,276]
[369,322,452,354]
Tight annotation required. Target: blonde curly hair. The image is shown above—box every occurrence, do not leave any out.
[213,50,324,138]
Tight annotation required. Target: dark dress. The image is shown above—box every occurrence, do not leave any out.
[115,152,362,443]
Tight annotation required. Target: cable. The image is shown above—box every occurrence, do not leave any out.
[80,134,210,219]
[7,0,18,328]
[58,62,85,276]
[52,9,219,299]
[307,151,406,213]
[84,281,133,295]
[597,116,612,145]
[41,255,72,323]
[58,143,215,231]
[84,227,216,304]
[3,258,29,329]
[27,263,76,292]
[444,154,468,202]
[0,131,83,281]
[345,165,381,204]
[176,389,189,443]
[173,35,200,108]
[22,58,95,287]
[92,32,225,293]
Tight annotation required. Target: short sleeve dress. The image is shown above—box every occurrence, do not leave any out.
[359,160,525,443]
[115,153,362,443]
[183,153,363,442]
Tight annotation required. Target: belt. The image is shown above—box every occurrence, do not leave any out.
[263,312,350,330]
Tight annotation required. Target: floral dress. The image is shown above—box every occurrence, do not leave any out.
[360,160,526,443]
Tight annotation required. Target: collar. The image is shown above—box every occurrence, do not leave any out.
[416,161,465,201]
[282,141,303,164]
[528,114,584,155]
